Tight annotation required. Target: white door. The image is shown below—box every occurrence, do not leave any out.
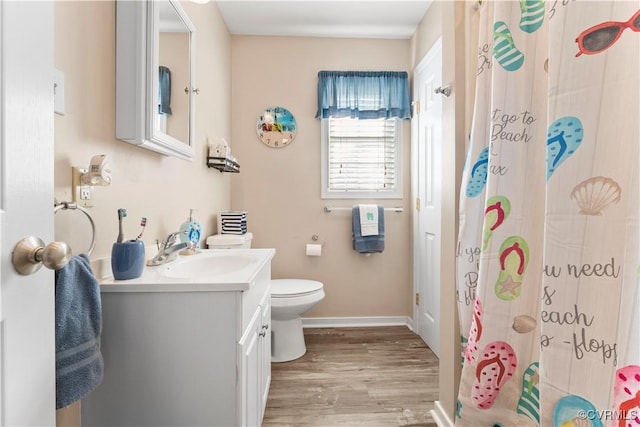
[412,38,443,357]
[1,2,56,425]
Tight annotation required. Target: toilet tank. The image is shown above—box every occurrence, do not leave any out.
[206,232,253,249]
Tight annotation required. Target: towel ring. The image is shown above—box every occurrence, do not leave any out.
[54,201,96,256]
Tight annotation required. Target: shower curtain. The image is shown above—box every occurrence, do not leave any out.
[455,1,639,426]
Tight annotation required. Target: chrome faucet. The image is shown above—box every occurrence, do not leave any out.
[146,231,188,266]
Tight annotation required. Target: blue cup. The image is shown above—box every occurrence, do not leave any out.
[111,240,145,280]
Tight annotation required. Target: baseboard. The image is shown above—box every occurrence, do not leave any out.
[301,316,412,329]
[430,400,454,427]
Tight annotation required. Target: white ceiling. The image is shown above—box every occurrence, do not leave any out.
[215,1,434,39]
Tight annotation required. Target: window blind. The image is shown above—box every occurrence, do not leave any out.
[327,117,398,192]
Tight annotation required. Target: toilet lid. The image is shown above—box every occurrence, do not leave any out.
[271,279,324,297]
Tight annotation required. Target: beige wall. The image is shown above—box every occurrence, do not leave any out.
[53,0,231,423]
[411,1,471,423]
[230,36,413,318]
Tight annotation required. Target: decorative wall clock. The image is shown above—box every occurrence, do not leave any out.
[256,106,297,148]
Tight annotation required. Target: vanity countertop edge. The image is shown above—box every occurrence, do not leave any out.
[99,248,276,293]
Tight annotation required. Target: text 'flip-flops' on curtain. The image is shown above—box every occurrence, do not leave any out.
[455,1,639,426]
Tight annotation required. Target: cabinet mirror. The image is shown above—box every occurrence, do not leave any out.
[116,0,196,161]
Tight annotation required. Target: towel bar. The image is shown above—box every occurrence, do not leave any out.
[54,201,96,256]
[324,206,403,213]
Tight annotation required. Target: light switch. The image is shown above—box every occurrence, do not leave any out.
[53,68,65,115]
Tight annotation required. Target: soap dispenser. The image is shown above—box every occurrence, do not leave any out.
[179,209,202,250]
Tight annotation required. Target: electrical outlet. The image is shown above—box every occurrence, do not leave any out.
[74,185,93,208]
[72,166,93,207]
[80,186,91,200]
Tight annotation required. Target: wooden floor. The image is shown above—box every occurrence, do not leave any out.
[262,326,439,427]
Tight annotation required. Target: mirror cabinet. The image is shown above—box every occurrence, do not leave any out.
[116,0,196,160]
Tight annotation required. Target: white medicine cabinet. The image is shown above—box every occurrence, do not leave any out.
[116,0,196,161]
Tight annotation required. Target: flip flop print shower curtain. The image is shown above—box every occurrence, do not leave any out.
[455,1,639,426]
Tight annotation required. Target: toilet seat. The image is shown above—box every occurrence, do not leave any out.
[271,279,323,298]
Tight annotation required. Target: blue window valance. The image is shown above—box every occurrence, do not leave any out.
[316,71,411,120]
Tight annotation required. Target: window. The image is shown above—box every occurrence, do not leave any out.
[316,70,410,199]
[321,117,402,199]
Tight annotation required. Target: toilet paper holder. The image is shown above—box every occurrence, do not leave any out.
[311,235,325,245]
[306,235,324,257]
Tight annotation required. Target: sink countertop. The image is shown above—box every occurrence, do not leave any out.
[99,248,276,293]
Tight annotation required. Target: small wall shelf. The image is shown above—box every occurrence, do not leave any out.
[207,156,240,173]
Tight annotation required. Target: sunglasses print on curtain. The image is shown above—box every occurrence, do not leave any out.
[575,9,640,57]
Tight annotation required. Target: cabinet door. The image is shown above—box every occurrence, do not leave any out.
[259,295,272,420]
[238,308,261,427]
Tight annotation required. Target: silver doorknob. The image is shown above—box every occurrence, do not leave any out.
[12,236,73,275]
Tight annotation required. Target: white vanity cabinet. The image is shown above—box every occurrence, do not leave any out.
[237,279,271,426]
[259,291,272,413]
[82,249,274,427]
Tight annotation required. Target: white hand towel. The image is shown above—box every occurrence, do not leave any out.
[359,204,379,236]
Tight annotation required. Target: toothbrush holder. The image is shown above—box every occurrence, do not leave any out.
[111,240,145,280]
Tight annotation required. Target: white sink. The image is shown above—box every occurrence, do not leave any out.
[161,252,258,279]
[100,248,276,292]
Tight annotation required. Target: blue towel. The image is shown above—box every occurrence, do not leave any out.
[54,254,104,409]
[352,205,385,253]
[158,65,172,115]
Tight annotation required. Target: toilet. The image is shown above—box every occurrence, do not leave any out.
[206,233,325,362]
[270,279,324,362]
